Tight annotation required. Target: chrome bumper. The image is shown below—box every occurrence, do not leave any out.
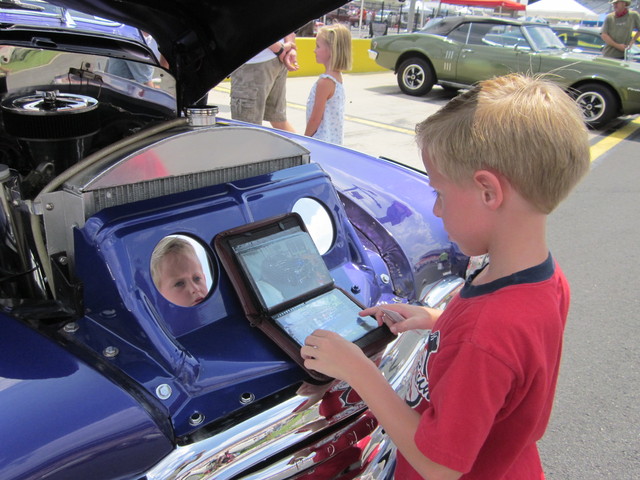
[146,276,464,480]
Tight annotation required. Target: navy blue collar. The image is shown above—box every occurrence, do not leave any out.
[460,253,554,299]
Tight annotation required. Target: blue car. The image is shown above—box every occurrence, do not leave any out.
[0,1,468,479]
[0,0,143,38]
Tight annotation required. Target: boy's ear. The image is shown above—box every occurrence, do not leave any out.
[473,170,504,210]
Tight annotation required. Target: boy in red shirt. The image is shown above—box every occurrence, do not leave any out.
[302,74,591,479]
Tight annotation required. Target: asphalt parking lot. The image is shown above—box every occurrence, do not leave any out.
[209,71,464,170]
[208,72,640,479]
[207,71,635,170]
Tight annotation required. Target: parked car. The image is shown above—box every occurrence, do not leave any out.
[0,0,468,479]
[295,18,325,37]
[324,7,361,27]
[369,15,640,127]
[552,24,640,61]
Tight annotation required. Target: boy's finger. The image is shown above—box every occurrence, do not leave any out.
[300,345,315,359]
[359,306,379,316]
[381,308,404,324]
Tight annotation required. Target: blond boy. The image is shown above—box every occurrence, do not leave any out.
[151,237,208,307]
[302,74,590,479]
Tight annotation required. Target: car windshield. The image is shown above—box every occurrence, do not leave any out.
[525,25,567,51]
[418,17,461,36]
[420,17,445,32]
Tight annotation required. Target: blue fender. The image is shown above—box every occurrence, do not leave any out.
[0,314,173,480]
[284,136,468,300]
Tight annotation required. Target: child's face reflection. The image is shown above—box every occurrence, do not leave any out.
[158,251,208,307]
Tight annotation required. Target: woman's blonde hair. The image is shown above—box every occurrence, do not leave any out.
[416,74,590,213]
[317,23,353,72]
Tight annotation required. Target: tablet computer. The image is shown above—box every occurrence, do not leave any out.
[215,213,394,382]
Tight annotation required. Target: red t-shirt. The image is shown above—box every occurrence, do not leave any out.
[396,255,569,479]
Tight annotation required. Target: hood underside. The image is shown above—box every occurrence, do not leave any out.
[46,0,346,107]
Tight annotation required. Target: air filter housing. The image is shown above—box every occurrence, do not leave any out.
[1,91,99,172]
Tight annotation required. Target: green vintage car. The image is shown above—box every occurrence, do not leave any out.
[369,16,640,127]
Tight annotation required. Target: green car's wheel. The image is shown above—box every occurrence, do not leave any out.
[397,57,435,96]
[573,83,618,128]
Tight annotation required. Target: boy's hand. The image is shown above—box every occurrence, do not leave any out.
[380,308,405,325]
[360,304,441,334]
[302,330,370,383]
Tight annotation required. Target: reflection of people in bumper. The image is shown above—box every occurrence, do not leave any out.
[151,237,208,307]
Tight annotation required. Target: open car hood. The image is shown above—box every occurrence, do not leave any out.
[46,0,346,107]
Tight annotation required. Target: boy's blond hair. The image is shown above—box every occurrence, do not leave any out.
[416,74,590,213]
[317,23,353,72]
[151,236,197,288]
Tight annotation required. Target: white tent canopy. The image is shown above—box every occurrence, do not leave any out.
[526,0,599,21]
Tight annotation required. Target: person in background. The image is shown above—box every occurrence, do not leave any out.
[304,24,352,145]
[151,237,208,307]
[301,74,591,479]
[230,34,299,132]
[105,31,168,86]
[105,57,155,86]
[601,0,640,58]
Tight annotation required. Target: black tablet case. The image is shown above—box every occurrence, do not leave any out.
[214,213,393,382]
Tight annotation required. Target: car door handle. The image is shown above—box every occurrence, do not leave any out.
[461,48,473,53]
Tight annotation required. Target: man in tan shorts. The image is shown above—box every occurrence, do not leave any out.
[230,33,298,132]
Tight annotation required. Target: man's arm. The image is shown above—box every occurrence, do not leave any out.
[601,32,627,52]
[269,33,298,71]
[600,16,626,53]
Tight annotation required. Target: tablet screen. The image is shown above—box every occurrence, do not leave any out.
[232,227,334,310]
[272,289,378,345]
